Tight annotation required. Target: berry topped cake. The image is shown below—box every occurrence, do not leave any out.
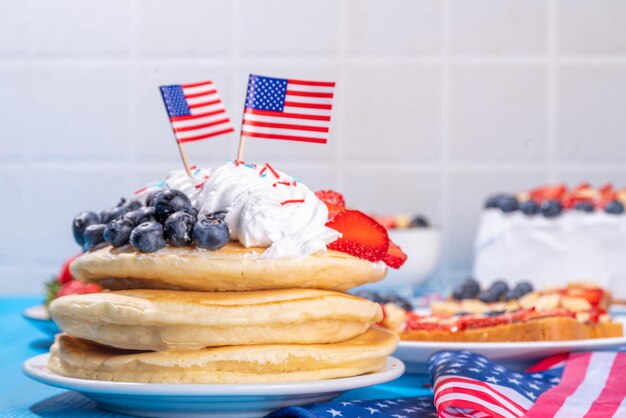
[474,183,626,300]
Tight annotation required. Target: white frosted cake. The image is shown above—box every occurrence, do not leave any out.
[473,184,626,300]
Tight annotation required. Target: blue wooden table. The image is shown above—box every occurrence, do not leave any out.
[0,297,431,417]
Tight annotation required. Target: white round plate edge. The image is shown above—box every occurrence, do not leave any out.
[22,305,51,321]
[23,354,405,396]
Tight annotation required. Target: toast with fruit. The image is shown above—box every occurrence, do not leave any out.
[378,279,622,342]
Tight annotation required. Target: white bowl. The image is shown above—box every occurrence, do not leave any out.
[362,227,442,290]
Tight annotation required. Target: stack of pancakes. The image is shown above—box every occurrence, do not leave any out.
[48,243,398,383]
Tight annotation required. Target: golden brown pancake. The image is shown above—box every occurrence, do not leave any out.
[48,327,398,384]
[70,243,386,292]
[49,289,383,351]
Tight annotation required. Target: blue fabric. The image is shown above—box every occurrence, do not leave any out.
[1,296,431,417]
[266,397,437,418]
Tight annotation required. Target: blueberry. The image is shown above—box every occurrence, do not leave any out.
[504,290,519,301]
[130,222,166,253]
[605,200,625,215]
[103,219,133,248]
[478,290,500,303]
[72,211,101,246]
[488,280,509,296]
[164,211,196,247]
[205,211,227,221]
[192,217,230,251]
[100,206,129,224]
[123,199,143,211]
[574,201,594,213]
[485,194,507,209]
[484,310,506,317]
[541,199,563,218]
[116,197,127,207]
[356,290,379,302]
[145,190,160,207]
[390,296,413,311]
[461,277,481,299]
[152,189,193,221]
[409,215,430,228]
[497,195,519,213]
[519,200,539,216]
[124,207,157,226]
[82,224,106,251]
[187,207,199,220]
[452,288,465,301]
[513,281,533,296]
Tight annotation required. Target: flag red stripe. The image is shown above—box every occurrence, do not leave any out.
[244,108,331,121]
[170,109,226,121]
[181,80,213,88]
[173,118,230,133]
[242,131,327,144]
[177,127,234,143]
[283,101,332,110]
[436,386,523,417]
[584,353,626,417]
[288,79,335,87]
[285,90,334,98]
[242,120,329,133]
[188,99,221,109]
[527,353,569,372]
[524,352,592,418]
[184,89,217,99]
[438,399,510,418]
[434,377,526,412]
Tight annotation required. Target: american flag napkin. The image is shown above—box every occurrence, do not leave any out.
[266,350,626,418]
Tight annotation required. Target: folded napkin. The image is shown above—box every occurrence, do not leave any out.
[268,350,626,418]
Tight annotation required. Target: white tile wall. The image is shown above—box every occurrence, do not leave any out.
[2,0,626,294]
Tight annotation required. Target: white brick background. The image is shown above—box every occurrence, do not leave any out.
[2,0,626,294]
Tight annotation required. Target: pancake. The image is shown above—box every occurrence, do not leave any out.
[49,289,383,351]
[70,243,386,292]
[48,327,398,384]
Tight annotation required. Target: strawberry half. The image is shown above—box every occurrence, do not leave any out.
[57,280,101,298]
[383,241,408,269]
[315,190,346,208]
[58,253,82,284]
[326,210,389,262]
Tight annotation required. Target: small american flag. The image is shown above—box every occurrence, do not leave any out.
[160,80,234,143]
[241,74,335,144]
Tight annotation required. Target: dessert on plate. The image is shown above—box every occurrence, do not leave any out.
[376,278,623,342]
[48,161,405,383]
[474,183,626,300]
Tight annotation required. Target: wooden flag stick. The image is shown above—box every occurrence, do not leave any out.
[176,140,193,177]
[236,136,246,163]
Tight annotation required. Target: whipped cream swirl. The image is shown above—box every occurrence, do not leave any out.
[133,162,339,259]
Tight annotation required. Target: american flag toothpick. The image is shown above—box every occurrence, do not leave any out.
[160,80,234,176]
[236,74,335,162]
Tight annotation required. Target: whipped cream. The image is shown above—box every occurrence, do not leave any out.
[133,162,339,259]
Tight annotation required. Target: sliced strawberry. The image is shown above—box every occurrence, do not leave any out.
[383,241,408,269]
[326,210,389,262]
[530,184,567,203]
[58,253,82,284]
[315,190,346,208]
[325,202,345,220]
[57,280,102,298]
[568,287,604,307]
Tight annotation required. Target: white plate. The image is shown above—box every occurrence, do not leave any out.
[22,305,60,336]
[23,354,405,418]
[396,318,626,374]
